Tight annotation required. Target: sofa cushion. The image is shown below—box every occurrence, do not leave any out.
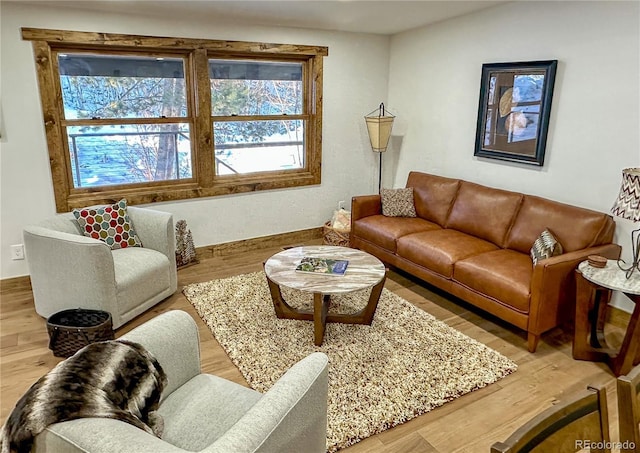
[397,229,499,278]
[112,247,171,314]
[352,215,439,253]
[406,172,460,226]
[380,188,417,217]
[158,373,262,451]
[453,249,532,314]
[505,195,614,254]
[445,181,523,247]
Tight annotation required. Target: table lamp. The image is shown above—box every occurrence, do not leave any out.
[611,167,640,278]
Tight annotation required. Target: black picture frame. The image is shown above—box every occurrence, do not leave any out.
[474,60,557,166]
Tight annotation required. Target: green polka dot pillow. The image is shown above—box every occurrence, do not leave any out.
[72,199,142,249]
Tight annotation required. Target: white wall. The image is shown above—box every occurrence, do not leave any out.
[0,2,389,279]
[388,1,640,311]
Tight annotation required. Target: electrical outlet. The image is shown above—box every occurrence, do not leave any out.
[338,200,345,210]
[10,244,24,260]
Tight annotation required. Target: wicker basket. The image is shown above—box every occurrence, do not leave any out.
[47,309,114,358]
[323,221,350,247]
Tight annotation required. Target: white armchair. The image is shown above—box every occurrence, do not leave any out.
[23,206,177,329]
[33,310,330,453]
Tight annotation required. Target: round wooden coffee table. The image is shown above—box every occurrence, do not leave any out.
[263,245,387,345]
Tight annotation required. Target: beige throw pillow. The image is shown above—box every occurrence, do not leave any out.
[380,188,417,218]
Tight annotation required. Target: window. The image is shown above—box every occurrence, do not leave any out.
[22,28,327,212]
[209,59,305,175]
[59,53,191,188]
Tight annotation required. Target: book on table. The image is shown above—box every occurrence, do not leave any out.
[295,257,349,276]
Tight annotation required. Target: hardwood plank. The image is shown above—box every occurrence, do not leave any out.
[0,239,625,452]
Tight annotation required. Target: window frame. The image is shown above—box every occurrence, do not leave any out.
[22,28,328,212]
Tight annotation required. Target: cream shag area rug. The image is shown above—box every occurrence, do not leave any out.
[183,271,517,452]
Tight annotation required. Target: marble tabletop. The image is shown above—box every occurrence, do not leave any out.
[264,245,386,295]
[578,260,640,295]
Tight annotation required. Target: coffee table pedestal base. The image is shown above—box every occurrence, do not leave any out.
[265,271,387,346]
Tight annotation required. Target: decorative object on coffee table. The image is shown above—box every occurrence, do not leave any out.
[264,246,386,345]
[611,167,640,278]
[574,260,640,376]
[183,271,517,453]
[175,219,198,269]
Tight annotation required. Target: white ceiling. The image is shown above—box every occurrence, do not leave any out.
[13,0,510,35]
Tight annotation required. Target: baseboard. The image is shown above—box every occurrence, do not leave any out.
[196,226,323,259]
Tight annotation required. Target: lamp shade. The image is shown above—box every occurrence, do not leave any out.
[364,103,395,153]
[611,167,640,221]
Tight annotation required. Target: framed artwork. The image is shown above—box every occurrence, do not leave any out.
[474,60,557,166]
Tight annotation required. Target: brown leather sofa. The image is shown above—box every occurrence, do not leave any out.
[351,171,621,352]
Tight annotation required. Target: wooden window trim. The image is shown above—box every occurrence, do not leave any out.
[22,28,328,212]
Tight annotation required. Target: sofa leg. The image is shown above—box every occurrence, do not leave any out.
[527,333,540,353]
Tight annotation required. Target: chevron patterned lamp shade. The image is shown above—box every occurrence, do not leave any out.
[611,167,640,278]
[611,168,640,221]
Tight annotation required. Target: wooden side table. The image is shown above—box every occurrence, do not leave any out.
[573,260,640,376]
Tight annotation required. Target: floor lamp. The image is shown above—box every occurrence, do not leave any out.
[611,167,640,278]
[365,103,395,193]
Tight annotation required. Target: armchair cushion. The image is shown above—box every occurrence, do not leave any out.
[112,247,172,315]
[158,374,262,450]
[72,199,142,249]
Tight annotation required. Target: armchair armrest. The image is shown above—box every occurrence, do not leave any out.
[119,310,201,398]
[528,243,622,337]
[127,206,175,259]
[207,352,329,453]
[23,226,118,318]
[351,195,382,222]
[35,418,188,453]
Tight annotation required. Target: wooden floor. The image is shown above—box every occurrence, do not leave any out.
[0,240,629,452]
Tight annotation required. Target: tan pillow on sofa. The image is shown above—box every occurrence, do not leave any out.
[530,228,563,265]
[380,188,417,217]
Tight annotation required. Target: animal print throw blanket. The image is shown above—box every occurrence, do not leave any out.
[0,340,167,453]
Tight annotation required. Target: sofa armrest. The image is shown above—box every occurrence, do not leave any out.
[351,195,382,221]
[119,310,201,398]
[528,243,622,337]
[206,352,329,453]
[23,226,119,318]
